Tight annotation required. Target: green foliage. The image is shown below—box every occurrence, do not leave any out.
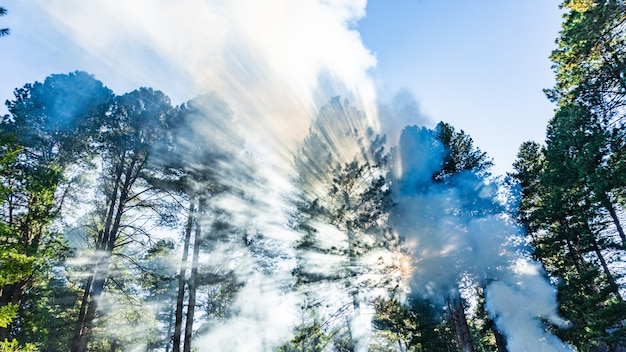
[433,121,493,182]
[0,305,17,329]
[278,321,331,352]
[510,2,626,349]
[0,339,38,352]
[0,249,33,287]
[371,297,456,352]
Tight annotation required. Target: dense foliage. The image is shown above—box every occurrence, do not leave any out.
[510,1,626,351]
[1,2,625,351]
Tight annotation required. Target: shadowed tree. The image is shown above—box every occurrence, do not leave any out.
[511,103,626,350]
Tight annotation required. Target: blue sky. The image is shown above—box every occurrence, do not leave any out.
[0,0,564,175]
[358,0,563,174]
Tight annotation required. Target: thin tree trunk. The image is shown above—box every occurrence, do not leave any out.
[165,304,175,352]
[71,154,140,352]
[565,239,601,296]
[184,196,205,352]
[448,290,475,352]
[590,233,623,301]
[71,256,110,352]
[600,192,626,247]
[173,196,195,352]
[71,275,93,352]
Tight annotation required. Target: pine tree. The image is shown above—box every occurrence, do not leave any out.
[71,88,175,351]
[0,72,113,345]
[292,97,393,349]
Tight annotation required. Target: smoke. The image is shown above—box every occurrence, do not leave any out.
[390,124,574,352]
[485,260,574,352]
[38,0,376,165]
[378,88,433,147]
[3,1,576,350]
[22,1,378,350]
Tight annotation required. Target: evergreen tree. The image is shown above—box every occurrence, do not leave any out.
[0,72,113,346]
[390,122,495,352]
[70,87,175,351]
[148,93,249,352]
[292,97,393,350]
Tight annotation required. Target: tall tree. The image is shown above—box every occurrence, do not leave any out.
[511,104,626,350]
[0,72,113,343]
[71,87,175,352]
[390,122,495,352]
[149,93,248,352]
[293,97,393,350]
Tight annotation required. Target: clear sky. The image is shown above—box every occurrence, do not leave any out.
[358,0,564,175]
[0,0,564,176]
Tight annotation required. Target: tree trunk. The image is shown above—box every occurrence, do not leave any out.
[71,275,93,352]
[173,197,195,352]
[565,239,601,296]
[600,192,626,247]
[590,232,623,301]
[70,256,110,352]
[448,290,475,352]
[165,304,175,352]
[0,281,26,340]
[184,196,205,352]
[71,154,139,352]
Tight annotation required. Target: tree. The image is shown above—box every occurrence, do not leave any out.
[0,71,113,344]
[511,104,626,350]
[70,87,175,352]
[293,97,393,350]
[390,122,495,352]
[148,93,249,352]
[371,297,456,352]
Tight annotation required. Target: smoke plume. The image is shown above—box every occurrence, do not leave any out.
[390,124,574,352]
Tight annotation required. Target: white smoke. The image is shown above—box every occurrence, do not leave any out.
[485,259,574,352]
[5,0,378,350]
[2,1,576,350]
[390,125,573,352]
[37,0,376,163]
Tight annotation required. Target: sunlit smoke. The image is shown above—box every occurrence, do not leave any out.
[5,1,578,350]
[40,0,377,169]
[485,259,575,352]
[32,1,379,350]
[389,124,572,352]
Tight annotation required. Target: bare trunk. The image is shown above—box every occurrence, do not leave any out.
[70,257,109,352]
[165,304,175,352]
[173,197,195,352]
[566,239,601,296]
[71,275,93,352]
[448,290,475,352]
[184,196,205,352]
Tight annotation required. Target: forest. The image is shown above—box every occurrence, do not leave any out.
[1,1,626,351]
